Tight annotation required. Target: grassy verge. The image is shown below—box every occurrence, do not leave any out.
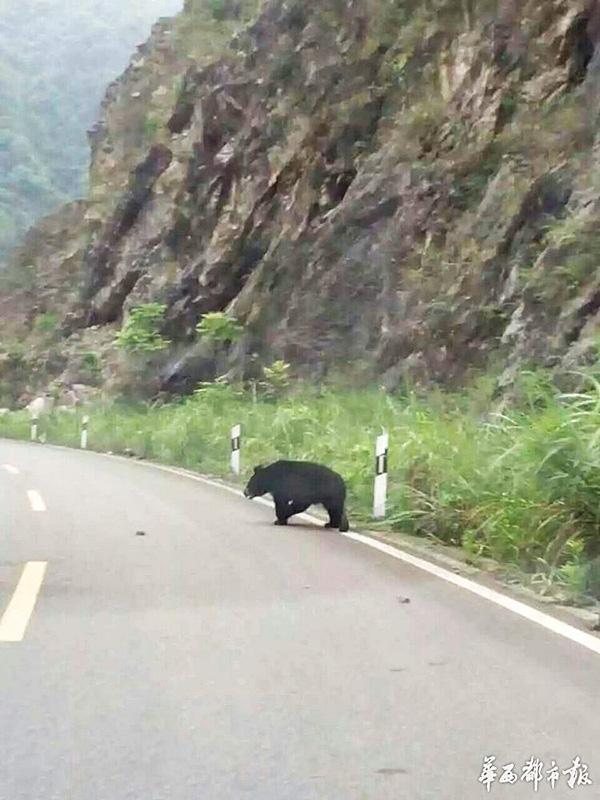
[2,372,600,600]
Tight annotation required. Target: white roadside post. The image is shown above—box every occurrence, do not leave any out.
[31,415,38,443]
[81,415,89,450]
[373,431,389,519]
[231,424,241,475]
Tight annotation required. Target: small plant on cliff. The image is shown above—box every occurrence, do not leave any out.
[260,360,291,400]
[34,312,60,336]
[77,351,102,384]
[115,304,169,353]
[143,116,160,140]
[389,53,409,87]
[270,51,302,85]
[196,312,244,345]
[207,0,224,20]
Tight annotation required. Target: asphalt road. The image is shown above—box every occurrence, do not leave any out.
[1,439,599,800]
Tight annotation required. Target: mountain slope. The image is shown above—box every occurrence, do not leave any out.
[2,0,600,403]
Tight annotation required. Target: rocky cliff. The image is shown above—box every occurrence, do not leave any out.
[3,0,600,402]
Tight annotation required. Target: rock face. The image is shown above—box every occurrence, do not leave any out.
[3,0,600,398]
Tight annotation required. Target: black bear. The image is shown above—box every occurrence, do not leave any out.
[244,461,350,532]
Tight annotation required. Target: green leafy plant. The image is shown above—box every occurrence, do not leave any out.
[115,304,169,353]
[270,52,302,85]
[260,360,291,399]
[143,115,160,139]
[389,53,409,86]
[81,351,101,372]
[34,312,60,336]
[207,0,227,20]
[196,312,244,344]
[194,376,245,402]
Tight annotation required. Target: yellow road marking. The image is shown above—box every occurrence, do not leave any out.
[0,562,47,643]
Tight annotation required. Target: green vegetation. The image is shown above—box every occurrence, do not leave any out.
[196,312,244,344]
[81,351,102,374]
[260,360,291,400]
[115,303,169,352]
[0,340,29,406]
[270,51,302,85]
[33,312,60,336]
[172,0,259,62]
[143,116,161,141]
[207,0,230,21]
[3,368,600,599]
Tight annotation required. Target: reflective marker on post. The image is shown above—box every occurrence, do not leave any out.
[373,431,389,519]
[231,424,241,475]
[81,416,89,450]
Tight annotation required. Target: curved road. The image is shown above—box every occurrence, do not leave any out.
[1,440,599,799]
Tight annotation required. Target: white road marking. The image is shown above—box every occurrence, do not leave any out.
[341,531,600,657]
[2,464,19,474]
[27,490,46,512]
[122,462,600,656]
[0,562,47,643]
[12,442,600,656]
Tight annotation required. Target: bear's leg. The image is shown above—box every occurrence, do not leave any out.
[275,498,309,525]
[324,503,342,529]
[274,498,291,526]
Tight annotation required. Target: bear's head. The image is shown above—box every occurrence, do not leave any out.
[244,465,267,499]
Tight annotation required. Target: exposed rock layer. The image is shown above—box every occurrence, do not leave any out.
[3,0,600,399]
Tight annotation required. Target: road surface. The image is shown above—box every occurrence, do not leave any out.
[1,439,599,799]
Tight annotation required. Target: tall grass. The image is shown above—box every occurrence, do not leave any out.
[2,371,600,596]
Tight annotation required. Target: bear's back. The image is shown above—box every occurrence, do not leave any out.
[264,460,345,500]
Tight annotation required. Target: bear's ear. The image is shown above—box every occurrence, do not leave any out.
[253,464,264,473]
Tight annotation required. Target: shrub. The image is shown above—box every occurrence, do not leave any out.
[143,116,160,139]
[271,52,302,85]
[260,360,291,399]
[81,351,101,373]
[34,312,60,336]
[207,0,227,21]
[115,304,169,353]
[196,312,244,344]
